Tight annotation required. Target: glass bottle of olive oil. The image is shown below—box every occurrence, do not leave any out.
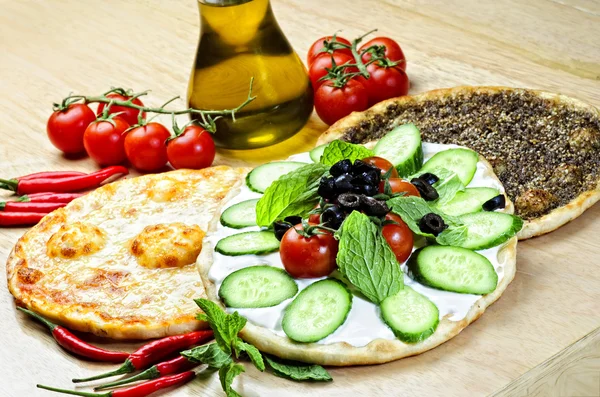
[188,0,314,150]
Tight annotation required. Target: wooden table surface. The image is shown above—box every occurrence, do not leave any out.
[1,1,600,396]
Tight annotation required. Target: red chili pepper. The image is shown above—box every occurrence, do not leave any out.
[18,171,87,181]
[0,201,66,213]
[95,355,197,390]
[17,307,130,363]
[0,166,129,194]
[72,330,214,383]
[38,371,195,397]
[20,192,85,203]
[0,212,48,226]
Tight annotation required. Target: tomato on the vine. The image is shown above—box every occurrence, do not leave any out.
[124,122,171,172]
[307,36,353,66]
[97,93,146,126]
[166,125,216,170]
[383,213,413,263]
[362,156,399,178]
[46,104,96,154]
[359,37,407,71]
[314,79,369,125]
[359,64,409,106]
[308,52,357,89]
[308,213,321,223]
[280,223,338,278]
[379,178,420,197]
[83,117,129,166]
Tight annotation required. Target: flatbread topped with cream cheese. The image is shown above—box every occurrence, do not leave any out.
[7,166,249,340]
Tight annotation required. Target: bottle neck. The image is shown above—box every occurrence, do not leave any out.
[198,0,255,5]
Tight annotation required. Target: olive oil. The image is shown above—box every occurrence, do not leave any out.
[188,0,313,149]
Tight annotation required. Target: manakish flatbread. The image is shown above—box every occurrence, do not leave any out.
[316,86,600,240]
[198,157,517,366]
[7,166,249,340]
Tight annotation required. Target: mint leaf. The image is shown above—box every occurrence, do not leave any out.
[219,362,245,397]
[181,342,233,368]
[436,223,468,246]
[265,356,332,382]
[195,298,246,355]
[256,163,329,227]
[423,168,466,205]
[320,140,373,165]
[234,338,265,371]
[336,211,403,304]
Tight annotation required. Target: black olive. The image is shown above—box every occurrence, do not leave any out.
[361,196,389,217]
[337,193,363,211]
[419,172,439,186]
[482,194,506,211]
[321,205,346,229]
[361,184,379,197]
[273,221,293,241]
[283,216,302,225]
[334,173,354,193]
[330,159,353,177]
[410,178,439,201]
[352,159,380,175]
[318,176,336,199]
[418,213,448,236]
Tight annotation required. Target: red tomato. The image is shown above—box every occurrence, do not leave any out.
[359,37,407,71]
[97,93,146,126]
[379,178,421,197]
[46,104,96,154]
[383,213,414,263]
[124,122,171,172]
[308,213,321,223]
[308,52,357,89]
[307,36,353,66]
[280,223,338,278]
[83,117,129,166]
[314,79,369,126]
[166,125,216,170]
[362,156,399,178]
[360,64,409,106]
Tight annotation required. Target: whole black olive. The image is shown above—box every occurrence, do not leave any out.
[330,159,353,177]
[482,194,506,211]
[419,172,439,186]
[334,173,354,193]
[318,176,336,199]
[410,178,439,201]
[361,196,389,217]
[273,221,293,241]
[352,159,380,175]
[361,184,379,196]
[337,193,363,211]
[418,213,448,236]
[283,216,302,225]
[321,205,346,229]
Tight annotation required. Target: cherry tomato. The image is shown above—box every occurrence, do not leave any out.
[314,79,369,126]
[360,64,410,106]
[383,213,414,263]
[124,122,171,172]
[308,52,357,89]
[280,223,338,278]
[83,117,129,166]
[307,36,353,66]
[379,178,421,197]
[166,125,216,170]
[362,156,399,178]
[359,37,406,71]
[97,93,146,126]
[308,213,321,223]
[46,104,96,154]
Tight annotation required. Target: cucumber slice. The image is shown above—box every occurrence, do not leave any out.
[310,143,329,163]
[282,279,352,343]
[436,187,500,216]
[381,286,439,343]
[421,148,478,185]
[215,231,280,256]
[459,212,523,250]
[246,161,306,193]
[407,246,498,294]
[373,123,423,177]
[219,266,298,308]
[220,199,259,229]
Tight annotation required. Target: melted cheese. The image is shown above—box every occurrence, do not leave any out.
[46,222,106,259]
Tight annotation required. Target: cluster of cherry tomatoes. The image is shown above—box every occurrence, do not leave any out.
[307,34,409,125]
[46,92,216,173]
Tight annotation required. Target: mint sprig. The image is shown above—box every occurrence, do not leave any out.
[219,362,245,397]
[181,342,233,368]
[265,356,333,382]
[413,167,465,206]
[320,140,374,165]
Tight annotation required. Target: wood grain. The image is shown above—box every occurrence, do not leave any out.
[0,0,599,396]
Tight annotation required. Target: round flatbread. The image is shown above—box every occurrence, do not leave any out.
[7,166,249,340]
[316,86,600,240]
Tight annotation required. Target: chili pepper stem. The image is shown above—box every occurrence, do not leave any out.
[0,178,18,192]
[17,307,57,331]
[72,360,135,383]
[94,366,160,391]
[37,385,108,397]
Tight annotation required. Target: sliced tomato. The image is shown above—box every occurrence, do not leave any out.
[379,178,420,197]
